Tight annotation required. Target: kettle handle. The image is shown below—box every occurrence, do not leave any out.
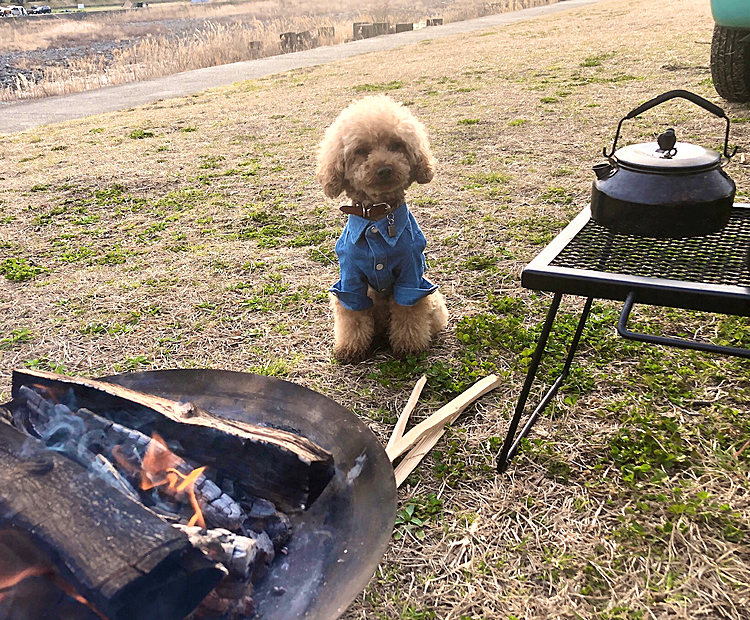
[603,89,737,160]
[625,89,725,119]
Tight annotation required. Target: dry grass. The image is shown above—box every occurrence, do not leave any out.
[0,0,558,101]
[6,16,347,97]
[0,0,749,618]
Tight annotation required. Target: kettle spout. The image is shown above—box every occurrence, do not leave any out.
[593,162,614,180]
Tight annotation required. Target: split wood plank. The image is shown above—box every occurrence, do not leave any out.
[394,428,443,488]
[385,375,427,454]
[386,374,502,463]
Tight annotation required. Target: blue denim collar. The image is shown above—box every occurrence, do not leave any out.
[345,203,409,247]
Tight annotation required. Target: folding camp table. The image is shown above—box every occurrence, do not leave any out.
[497,203,750,472]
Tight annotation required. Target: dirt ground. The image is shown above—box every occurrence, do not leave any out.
[0,0,748,618]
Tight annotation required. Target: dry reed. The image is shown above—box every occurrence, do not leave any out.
[0,0,558,102]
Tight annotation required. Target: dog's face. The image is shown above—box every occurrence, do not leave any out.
[316,95,436,202]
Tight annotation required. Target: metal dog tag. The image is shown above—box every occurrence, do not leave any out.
[387,214,396,237]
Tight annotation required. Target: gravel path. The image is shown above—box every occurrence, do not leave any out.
[0,0,602,134]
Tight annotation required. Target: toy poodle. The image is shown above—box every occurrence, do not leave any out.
[316,94,448,363]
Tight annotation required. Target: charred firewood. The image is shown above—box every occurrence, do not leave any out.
[175,525,274,620]
[0,419,227,620]
[12,369,335,512]
[173,525,275,581]
[14,385,245,531]
[241,496,292,551]
[89,454,140,502]
[0,528,104,620]
[0,575,105,620]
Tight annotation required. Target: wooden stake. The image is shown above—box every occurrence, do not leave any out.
[385,375,426,457]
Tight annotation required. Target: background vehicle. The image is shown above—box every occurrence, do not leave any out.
[711,0,750,101]
[28,5,52,13]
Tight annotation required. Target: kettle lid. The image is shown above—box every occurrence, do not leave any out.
[615,133,721,172]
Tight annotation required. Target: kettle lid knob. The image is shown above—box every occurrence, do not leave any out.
[656,128,677,156]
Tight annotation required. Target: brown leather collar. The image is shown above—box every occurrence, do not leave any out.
[339,201,399,221]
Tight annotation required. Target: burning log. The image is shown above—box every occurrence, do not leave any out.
[0,418,227,620]
[13,385,245,531]
[11,369,335,512]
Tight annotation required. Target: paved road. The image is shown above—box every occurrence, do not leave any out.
[1,0,603,134]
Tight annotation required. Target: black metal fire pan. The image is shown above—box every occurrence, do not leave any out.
[99,369,396,620]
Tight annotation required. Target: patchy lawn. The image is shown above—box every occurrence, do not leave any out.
[0,0,748,618]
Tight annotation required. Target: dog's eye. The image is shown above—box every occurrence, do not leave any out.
[355,147,370,157]
[389,141,405,152]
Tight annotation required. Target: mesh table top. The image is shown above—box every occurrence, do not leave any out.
[522,204,750,317]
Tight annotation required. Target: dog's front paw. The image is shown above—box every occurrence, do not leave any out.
[389,341,429,360]
[389,325,432,358]
[331,295,375,363]
[388,296,436,358]
[333,343,370,364]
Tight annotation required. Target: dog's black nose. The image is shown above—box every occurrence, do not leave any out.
[376,166,393,180]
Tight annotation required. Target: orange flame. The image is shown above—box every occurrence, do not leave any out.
[116,432,207,529]
[170,466,207,528]
[0,565,52,596]
[0,549,108,619]
[138,432,181,490]
[28,383,62,403]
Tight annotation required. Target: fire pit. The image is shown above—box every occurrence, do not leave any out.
[0,369,397,620]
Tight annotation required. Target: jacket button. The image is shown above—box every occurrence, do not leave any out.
[375,263,384,271]
[370,226,378,234]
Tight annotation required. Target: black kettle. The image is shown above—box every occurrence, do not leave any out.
[591,90,737,238]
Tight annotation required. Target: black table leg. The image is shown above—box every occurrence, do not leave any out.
[497,294,594,473]
[618,292,750,358]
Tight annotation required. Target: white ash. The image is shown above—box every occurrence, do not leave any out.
[88,454,140,502]
[174,525,275,581]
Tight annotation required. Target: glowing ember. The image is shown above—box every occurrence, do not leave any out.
[0,535,109,620]
[0,566,53,603]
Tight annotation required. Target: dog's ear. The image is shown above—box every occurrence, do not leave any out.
[316,130,346,199]
[412,145,436,185]
[407,122,436,185]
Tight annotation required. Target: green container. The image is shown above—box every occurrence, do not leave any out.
[711,0,750,28]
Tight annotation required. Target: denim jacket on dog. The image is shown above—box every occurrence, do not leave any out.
[330,203,438,311]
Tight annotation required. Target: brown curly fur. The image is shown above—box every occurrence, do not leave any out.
[317,95,448,363]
